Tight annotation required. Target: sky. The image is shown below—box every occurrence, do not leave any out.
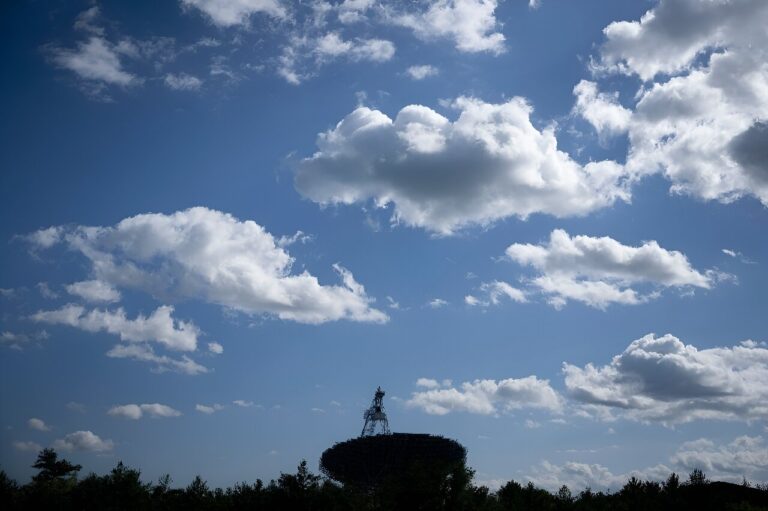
[1,0,767,492]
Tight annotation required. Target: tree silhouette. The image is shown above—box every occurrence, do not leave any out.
[31,448,81,483]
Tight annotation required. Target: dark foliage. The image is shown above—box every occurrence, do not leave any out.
[1,450,767,511]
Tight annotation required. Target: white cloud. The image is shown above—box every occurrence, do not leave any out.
[526,460,672,492]
[181,0,286,27]
[465,280,526,307]
[66,280,121,303]
[337,0,374,24]
[572,80,631,139]
[26,207,387,325]
[427,298,448,309]
[13,441,43,452]
[106,343,208,375]
[28,418,50,432]
[207,341,224,354]
[594,0,768,207]
[278,33,395,84]
[407,376,562,415]
[164,72,203,91]
[51,37,139,89]
[406,64,439,80]
[387,0,505,54]
[233,399,254,407]
[527,435,768,491]
[505,229,717,309]
[295,98,628,235]
[31,304,199,352]
[36,282,59,300]
[196,403,224,414]
[671,436,768,483]
[563,334,768,424]
[53,431,114,452]
[108,403,182,419]
[25,227,63,249]
[416,377,441,389]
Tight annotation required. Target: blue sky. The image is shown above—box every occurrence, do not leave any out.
[1,0,767,491]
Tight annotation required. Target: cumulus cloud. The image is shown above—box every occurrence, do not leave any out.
[387,0,505,54]
[505,229,717,309]
[164,72,203,91]
[66,280,121,303]
[180,0,286,26]
[465,280,526,307]
[108,403,182,420]
[563,334,768,424]
[527,460,672,492]
[671,436,768,483]
[26,207,387,324]
[405,64,438,80]
[593,0,768,207]
[31,304,199,352]
[572,80,631,139]
[28,418,51,431]
[296,98,629,234]
[53,431,114,452]
[528,435,768,491]
[50,36,139,91]
[207,342,224,354]
[233,399,254,407]
[196,403,224,414]
[407,376,562,415]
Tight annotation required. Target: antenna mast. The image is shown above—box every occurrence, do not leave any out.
[361,386,391,437]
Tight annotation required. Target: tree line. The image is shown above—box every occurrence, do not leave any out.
[2,448,767,510]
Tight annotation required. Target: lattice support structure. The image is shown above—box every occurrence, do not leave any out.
[361,386,391,437]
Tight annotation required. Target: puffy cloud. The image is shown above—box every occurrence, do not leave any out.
[595,0,767,80]
[527,435,768,490]
[207,342,224,354]
[296,98,628,234]
[180,0,286,27]
[233,399,254,407]
[526,460,672,492]
[594,0,768,207]
[465,280,526,307]
[53,431,114,452]
[405,64,439,80]
[196,403,224,414]
[671,436,768,483]
[164,73,203,91]
[66,280,121,303]
[106,343,208,375]
[407,376,562,415]
[315,33,395,62]
[416,378,440,389]
[26,207,386,324]
[563,334,768,424]
[28,418,50,431]
[31,304,199,352]
[108,403,182,420]
[505,229,717,309]
[387,0,505,54]
[572,80,631,139]
[50,37,138,88]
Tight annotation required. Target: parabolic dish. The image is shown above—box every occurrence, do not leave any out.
[320,433,466,487]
